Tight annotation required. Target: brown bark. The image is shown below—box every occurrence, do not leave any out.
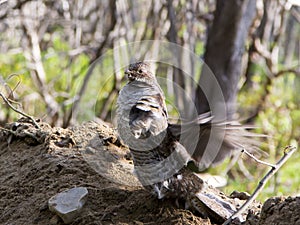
[195,0,257,120]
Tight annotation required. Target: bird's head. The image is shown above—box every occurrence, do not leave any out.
[125,62,155,83]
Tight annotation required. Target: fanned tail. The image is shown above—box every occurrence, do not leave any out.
[168,112,267,170]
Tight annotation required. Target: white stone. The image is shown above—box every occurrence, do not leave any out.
[48,187,88,224]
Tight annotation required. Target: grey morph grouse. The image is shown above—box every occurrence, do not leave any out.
[116,62,259,218]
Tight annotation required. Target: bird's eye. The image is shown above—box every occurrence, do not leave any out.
[138,70,143,73]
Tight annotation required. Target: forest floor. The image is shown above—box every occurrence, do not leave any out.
[0,118,299,225]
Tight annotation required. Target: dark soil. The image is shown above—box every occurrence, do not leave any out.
[0,118,298,225]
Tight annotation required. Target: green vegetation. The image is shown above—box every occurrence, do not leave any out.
[0,0,299,202]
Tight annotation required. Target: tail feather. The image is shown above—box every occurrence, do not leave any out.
[168,112,266,169]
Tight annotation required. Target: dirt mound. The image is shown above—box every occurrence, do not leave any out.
[258,197,300,225]
[0,118,298,225]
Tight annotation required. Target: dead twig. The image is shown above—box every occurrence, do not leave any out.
[63,0,117,128]
[0,92,40,129]
[242,148,276,167]
[223,145,297,225]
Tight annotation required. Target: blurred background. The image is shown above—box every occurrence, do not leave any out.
[0,0,299,200]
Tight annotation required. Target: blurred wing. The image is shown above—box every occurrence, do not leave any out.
[168,112,266,170]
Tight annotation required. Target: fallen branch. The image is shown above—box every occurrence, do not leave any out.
[223,145,297,225]
[0,92,40,129]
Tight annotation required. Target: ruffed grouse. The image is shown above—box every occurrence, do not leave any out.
[116,61,259,220]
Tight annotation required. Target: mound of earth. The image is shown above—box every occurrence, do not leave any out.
[0,118,298,225]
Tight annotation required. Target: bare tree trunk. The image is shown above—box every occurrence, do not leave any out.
[284,12,297,67]
[195,0,257,120]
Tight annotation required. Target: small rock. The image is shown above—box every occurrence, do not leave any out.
[48,187,88,224]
